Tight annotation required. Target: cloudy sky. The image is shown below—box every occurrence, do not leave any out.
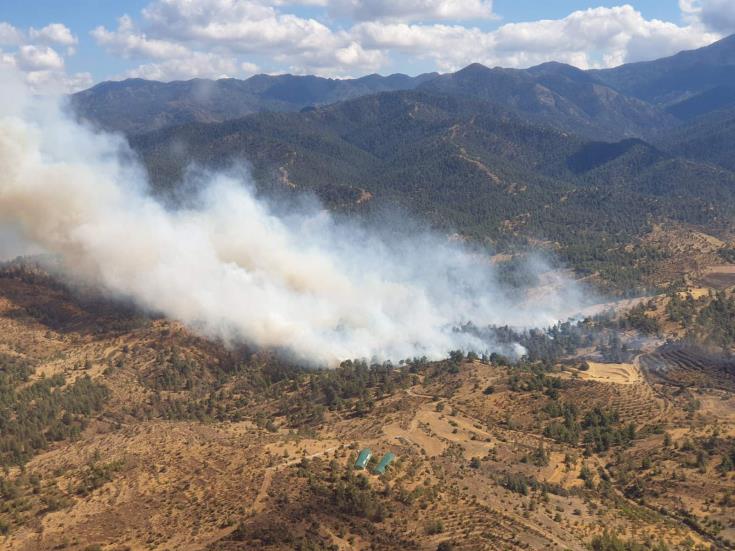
[0,0,733,93]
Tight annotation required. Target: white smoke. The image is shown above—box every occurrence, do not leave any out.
[0,69,589,364]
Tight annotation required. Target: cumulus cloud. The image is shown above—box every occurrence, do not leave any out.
[328,0,496,22]
[123,52,244,80]
[92,0,382,76]
[25,69,93,93]
[92,15,190,60]
[15,45,64,71]
[93,14,265,81]
[29,23,78,49]
[0,21,88,93]
[142,0,383,73]
[355,5,720,71]
[86,1,723,80]
[682,0,735,35]
[0,22,23,46]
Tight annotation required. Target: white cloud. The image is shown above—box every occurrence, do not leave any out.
[29,23,77,47]
[25,69,93,94]
[0,22,23,45]
[355,5,720,71]
[78,1,725,81]
[1,48,91,93]
[141,0,327,50]
[92,10,280,81]
[0,21,89,93]
[15,45,65,71]
[241,61,259,73]
[122,52,243,81]
[93,0,383,76]
[328,0,496,22]
[92,15,190,59]
[700,1,735,34]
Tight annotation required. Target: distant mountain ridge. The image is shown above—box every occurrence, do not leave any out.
[132,90,735,273]
[70,71,438,135]
[69,34,735,291]
[72,34,735,141]
[591,34,735,108]
[416,61,675,141]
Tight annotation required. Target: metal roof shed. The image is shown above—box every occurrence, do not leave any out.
[373,452,395,475]
[354,448,372,469]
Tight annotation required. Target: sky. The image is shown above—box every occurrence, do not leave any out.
[0,0,732,93]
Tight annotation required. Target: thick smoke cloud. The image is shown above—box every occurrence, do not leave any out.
[0,69,588,364]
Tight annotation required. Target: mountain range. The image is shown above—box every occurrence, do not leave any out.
[5,26,735,551]
[70,34,735,292]
[70,71,438,135]
[72,34,735,140]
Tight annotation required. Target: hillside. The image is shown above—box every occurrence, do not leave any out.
[418,62,674,141]
[130,90,735,293]
[71,62,673,143]
[591,34,735,110]
[69,72,437,135]
[656,106,735,172]
[7,6,735,551]
[70,36,735,142]
[1,260,734,550]
[63,37,735,297]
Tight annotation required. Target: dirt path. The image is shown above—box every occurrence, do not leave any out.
[250,447,337,514]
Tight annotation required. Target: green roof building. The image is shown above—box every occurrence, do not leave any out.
[373,452,396,475]
[354,448,372,469]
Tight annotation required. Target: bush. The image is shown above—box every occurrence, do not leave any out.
[425,519,444,535]
[590,531,669,550]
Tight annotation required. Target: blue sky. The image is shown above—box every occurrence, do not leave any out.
[0,1,730,92]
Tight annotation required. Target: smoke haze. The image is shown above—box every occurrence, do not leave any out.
[0,70,590,364]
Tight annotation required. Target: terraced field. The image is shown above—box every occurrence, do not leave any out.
[700,266,735,290]
[560,377,667,428]
[641,345,735,390]
[428,504,553,550]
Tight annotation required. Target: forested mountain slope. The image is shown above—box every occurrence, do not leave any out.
[66,36,735,292]
[70,71,437,135]
[131,90,735,290]
[657,105,735,172]
[591,34,735,111]
[71,35,735,141]
[417,62,674,141]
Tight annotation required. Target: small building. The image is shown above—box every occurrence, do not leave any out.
[354,448,372,469]
[373,452,395,475]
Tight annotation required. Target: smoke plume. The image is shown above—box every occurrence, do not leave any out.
[0,70,589,364]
